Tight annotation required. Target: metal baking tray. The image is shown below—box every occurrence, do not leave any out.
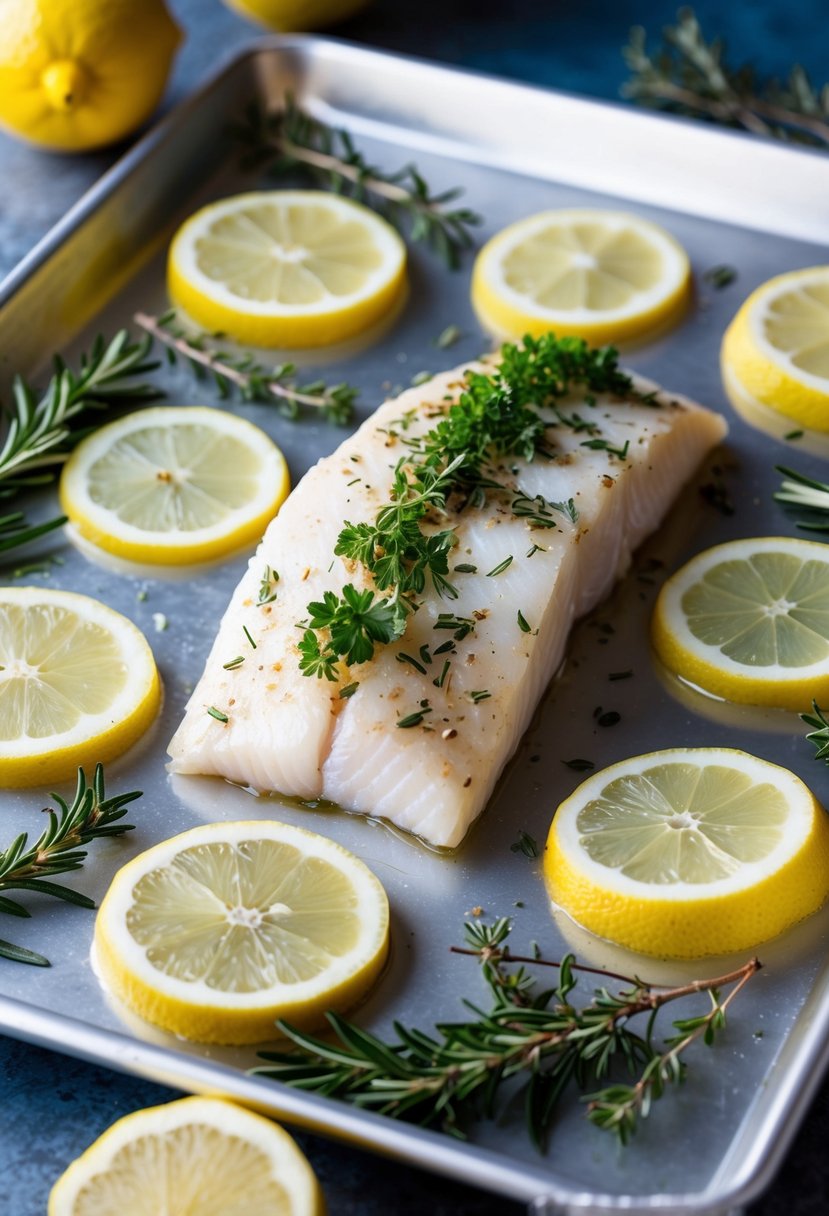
[2,36,829,1214]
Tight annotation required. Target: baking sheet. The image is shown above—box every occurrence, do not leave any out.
[2,36,829,1213]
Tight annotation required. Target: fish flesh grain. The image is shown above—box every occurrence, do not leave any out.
[168,361,726,848]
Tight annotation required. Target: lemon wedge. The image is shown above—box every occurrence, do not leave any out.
[94,820,390,1044]
[545,747,829,958]
[59,406,289,566]
[167,191,407,348]
[721,266,829,431]
[471,208,691,346]
[48,1096,324,1216]
[652,536,829,710]
[0,588,160,787]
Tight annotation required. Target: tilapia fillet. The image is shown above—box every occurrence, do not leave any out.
[169,363,726,848]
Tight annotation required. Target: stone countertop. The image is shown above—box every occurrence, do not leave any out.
[2,1,828,1211]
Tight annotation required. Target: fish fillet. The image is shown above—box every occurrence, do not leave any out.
[168,361,726,847]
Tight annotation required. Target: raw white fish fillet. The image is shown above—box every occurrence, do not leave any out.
[168,362,726,847]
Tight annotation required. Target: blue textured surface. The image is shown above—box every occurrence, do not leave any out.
[1,2,828,1212]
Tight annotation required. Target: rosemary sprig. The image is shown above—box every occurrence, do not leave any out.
[774,465,829,531]
[134,311,357,425]
[255,918,759,1148]
[234,97,482,269]
[623,8,829,149]
[0,331,161,553]
[0,766,142,967]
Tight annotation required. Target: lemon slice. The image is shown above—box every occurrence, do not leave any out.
[168,190,407,348]
[48,1096,324,1216]
[0,588,160,788]
[545,747,829,958]
[721,266,829,431]
[471,208,691,346]
[94,820,390,1044]
[59,406,289,565]
[652,536,829,710]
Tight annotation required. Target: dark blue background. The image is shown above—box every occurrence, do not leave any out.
[1,1,827,1211]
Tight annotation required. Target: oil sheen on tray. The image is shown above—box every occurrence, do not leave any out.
[168,356,726,847]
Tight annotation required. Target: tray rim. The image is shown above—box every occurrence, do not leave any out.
[2,34,829,1214]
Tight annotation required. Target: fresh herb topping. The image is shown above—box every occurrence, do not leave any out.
[258,566,280,604]
[298,334,643,677]
[397,701,432,728]
[432,660,452,689]
[339,681,359,699]
[435,614,476,641]
[0,766,141,967]
[397,651,428,675]
[235,96,482,269]
[517,609,532,634]
[802,701,829,761]
[453,562,478,573]
[563,758,595,772]
[243,625,256,649]
[526,543,547,558]
[785,430,804,441]
[486,555,513,577]
[256,918,759,1147]
[222,656,245,671]
[468,689,492,704]
[581,437,630,461]
[410,370,433,387]
[435,324,463,349]
[703,265,738,290]
[511,830,540,858]
[135,311,357,424]
[207,706,229,723]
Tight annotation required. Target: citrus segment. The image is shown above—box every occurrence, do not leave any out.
[94,820,390,1043]
[721,266,829,431]
[59,406,289,565]
[652,536,829,709]
[545,748,829,958]
[0,588,160,787]
[48,1096,324,1216]
[471,208,691,346]
[168,191,407,348]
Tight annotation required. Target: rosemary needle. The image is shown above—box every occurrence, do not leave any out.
[0,766,141,967]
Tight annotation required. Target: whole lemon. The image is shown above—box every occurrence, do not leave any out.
[0,0,183,152]
[223,0,371,32]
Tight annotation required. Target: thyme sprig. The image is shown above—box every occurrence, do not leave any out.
[234,97,482,269]
[0,331,160,554]
[134,311,357,425]
[0,766,142,967]
[298,333,645,678]
[255,918,759,1147]
[623,8,829,149]
[774,465,829,531]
